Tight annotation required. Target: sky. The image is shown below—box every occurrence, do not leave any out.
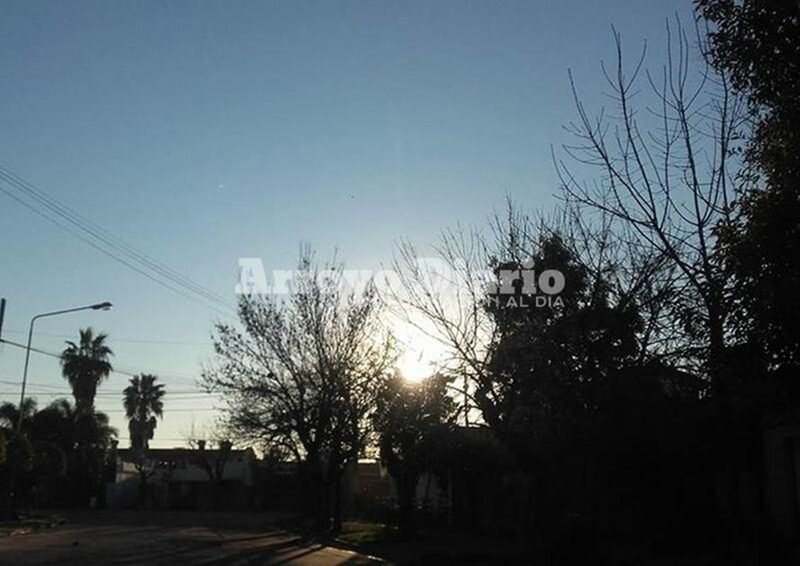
[0,0,695,447]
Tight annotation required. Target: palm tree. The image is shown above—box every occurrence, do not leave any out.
[123,374,165,450]
[60,328,113,417]
[0,398,37,432]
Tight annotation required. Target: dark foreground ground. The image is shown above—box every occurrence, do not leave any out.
[7,510,777,565]
[0,510,384,566]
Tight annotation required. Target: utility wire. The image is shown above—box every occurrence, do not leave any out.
[0,166,232,308]
[0,179,230,317]
[0,391,213,398]
[0,328,211,347]
[0,338,205,385]
[0,165,237,316]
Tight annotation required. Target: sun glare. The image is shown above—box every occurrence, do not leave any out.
[397,349,434,382]
[394,319,447,382]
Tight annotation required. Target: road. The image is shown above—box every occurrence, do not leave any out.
[0,511,385,565]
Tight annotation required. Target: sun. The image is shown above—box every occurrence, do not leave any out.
[397,348,435,382]
[393,319,447,382]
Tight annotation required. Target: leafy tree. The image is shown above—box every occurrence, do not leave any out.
[697,0,799,157]
[123,374,165,451]
[61,328,113,417]
[374,372,456,536]
[390,198,676,431]
[29,399,77,481]
[0,398,115,508]
[0,398,37,432]
[390,201,703,536]
[391,206,652,448]
[42,399,116,507]
[481,234,642,460]
[204,247,396,530]
[1,400,35,512]
[698,0,800,378]
[29,398,79,453]
[82,409,117,452]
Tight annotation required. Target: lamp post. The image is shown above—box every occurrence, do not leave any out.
[6,301,112,517]
[16,301,113,430]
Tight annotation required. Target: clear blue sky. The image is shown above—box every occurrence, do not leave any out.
[0,0,694,446]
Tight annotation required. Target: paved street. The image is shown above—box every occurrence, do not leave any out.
[0,511,384,565]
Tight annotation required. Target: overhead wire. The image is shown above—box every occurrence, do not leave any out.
[0,338,207,387]
[0,165,237,317]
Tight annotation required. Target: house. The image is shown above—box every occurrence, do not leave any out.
[108,442,257,510]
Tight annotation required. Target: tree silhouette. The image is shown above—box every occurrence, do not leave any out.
[555,23,747,395]
[123,374,165,451]
[698,0,800,379]
[374,372,456,537]
[0,398,37,433]
[204,246,396,530]
[61,328,113,417]
[0,398,116,509]
[481,233,642,459]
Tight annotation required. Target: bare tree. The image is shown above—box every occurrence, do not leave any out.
[185,424,233,484]
[202,246,395,529]
[554,22,748,393]
[389,224,496,426]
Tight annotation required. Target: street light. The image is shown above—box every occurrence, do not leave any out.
[17,301,113,430]
[6,301,112,515]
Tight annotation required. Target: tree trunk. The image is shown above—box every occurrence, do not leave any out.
[331,473,343,533]
[397,473,419,538]
[137,472,148,509]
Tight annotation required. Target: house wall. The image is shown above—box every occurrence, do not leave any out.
[114,452,254,485]
[109,450,256,510]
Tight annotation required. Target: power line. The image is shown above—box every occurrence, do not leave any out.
[0,165,237,317]
[0,328,211,347]
[0,178,229,317]
[0,391,214,398]
[0,338,204,384]
[2,337,208,384]
[0,165,233,309]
